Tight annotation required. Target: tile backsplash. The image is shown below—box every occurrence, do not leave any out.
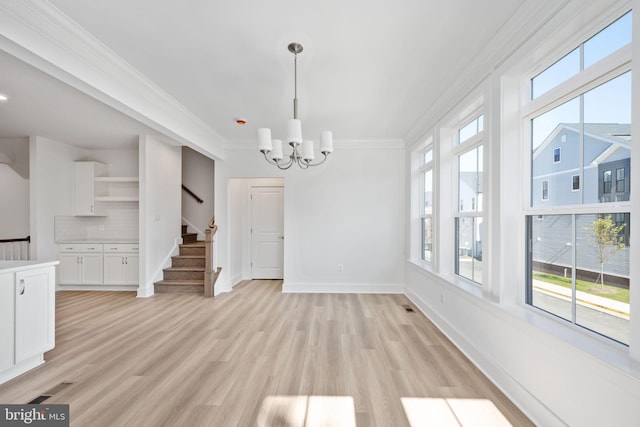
[55,206,138,242]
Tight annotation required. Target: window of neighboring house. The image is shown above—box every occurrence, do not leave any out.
[542,180,549,200]
[525,11,631,345]
[603,170,612,193]
[616,168,625,192]
[572,175,580,191]
[455,115,483,284]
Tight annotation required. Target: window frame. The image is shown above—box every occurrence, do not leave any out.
[420,146,434,264]
[521,9,632,346]
[454,113,485,285]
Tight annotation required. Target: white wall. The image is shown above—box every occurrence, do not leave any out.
[182,146,215,236]
[138,135,181,297]
[29,136,85,260]
[216,142,406,294]
[0,164,29,240]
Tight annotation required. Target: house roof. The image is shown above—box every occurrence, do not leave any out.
[532,123,631,162]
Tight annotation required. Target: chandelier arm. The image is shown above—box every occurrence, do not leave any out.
[276,156,295,170]
[262,151,294,170]
[303,153,330,167]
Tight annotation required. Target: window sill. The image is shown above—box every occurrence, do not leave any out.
[502,301,639,379]
[407,260,638,378]
[407,259,485,300]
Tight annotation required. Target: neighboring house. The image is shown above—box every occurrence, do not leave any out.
[532,123,630,206]
[531,123,631,281]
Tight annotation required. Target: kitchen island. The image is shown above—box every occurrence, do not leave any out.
[0,260,58,385]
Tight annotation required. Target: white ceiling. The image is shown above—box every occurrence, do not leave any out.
[1,0,528,150]
[0,49,159,149]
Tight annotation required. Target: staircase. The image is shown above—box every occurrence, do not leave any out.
[154,225,211,294]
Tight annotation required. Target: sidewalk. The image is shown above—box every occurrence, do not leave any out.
[533,280,630,320]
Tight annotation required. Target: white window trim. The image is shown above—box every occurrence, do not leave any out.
[520,7,633,352]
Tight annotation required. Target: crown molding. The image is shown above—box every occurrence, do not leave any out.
[224,138,405,151]
[0,0,227,160]
[404,0,571,144]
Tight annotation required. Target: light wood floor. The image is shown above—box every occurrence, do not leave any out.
[0,280,532,426]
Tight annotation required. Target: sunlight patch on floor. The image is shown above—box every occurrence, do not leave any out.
[257,395,356,427]
[401,397,513,427]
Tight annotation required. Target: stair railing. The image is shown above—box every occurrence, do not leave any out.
[182,184,204,204]
[204,216,218,297]
[0,236,30,261]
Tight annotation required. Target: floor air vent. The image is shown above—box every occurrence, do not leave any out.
[402,304,415,313]
[27,382,73,404]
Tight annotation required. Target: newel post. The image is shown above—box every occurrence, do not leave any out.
[204,227,213,297]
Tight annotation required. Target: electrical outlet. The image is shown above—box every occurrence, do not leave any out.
[337,264,343,272]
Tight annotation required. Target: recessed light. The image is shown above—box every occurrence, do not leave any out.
[0,94,8,102]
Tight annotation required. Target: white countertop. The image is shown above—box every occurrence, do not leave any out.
[0,260,60,273]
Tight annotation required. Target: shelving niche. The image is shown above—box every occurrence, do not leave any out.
[94,176,139,202]
[74,161,139,216]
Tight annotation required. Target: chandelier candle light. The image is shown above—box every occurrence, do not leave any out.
[258,42,333,169]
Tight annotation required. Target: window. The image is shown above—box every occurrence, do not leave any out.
[526,11,631,345]
[572,175,579,191]
[616,168,625,193]
[603,170,612,194]
[531,11,632,99]
[420,147,434,263]
[458,115,484,144]
[455,115,483,284]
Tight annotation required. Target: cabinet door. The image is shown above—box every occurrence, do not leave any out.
[103,254,125,284]
[123,254,139,285]
[81,254,103,285]
[15,268,55,362]
[58,254,81,284]
[0,273,15,372]
[73,162,106,216]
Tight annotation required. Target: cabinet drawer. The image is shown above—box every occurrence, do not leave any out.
[58,244,103,253]
[103,244,139,253]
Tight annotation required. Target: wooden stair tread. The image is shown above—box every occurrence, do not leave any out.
[155,279,204,285]
[173,255,205,259]
[180,241,205,247]
[163,267,204,272]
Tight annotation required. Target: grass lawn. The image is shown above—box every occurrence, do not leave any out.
[533,272,630,304]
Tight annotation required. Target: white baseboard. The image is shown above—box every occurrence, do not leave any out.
[0,354,44,385]
[57,284,138,292]
[404,287,561,427]
[136,286,154,298]
[282,282,404,294]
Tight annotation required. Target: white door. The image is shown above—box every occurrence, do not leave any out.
[251,186,284,279]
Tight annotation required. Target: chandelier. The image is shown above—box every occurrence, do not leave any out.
[258,42,333,169]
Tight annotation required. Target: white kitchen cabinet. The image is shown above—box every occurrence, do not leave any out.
[0,273,14,373]
[74,161,107,216]
[15,267,55,362]
[103,244,139,285]
[0,261,57,385]
[58,244,103,285]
